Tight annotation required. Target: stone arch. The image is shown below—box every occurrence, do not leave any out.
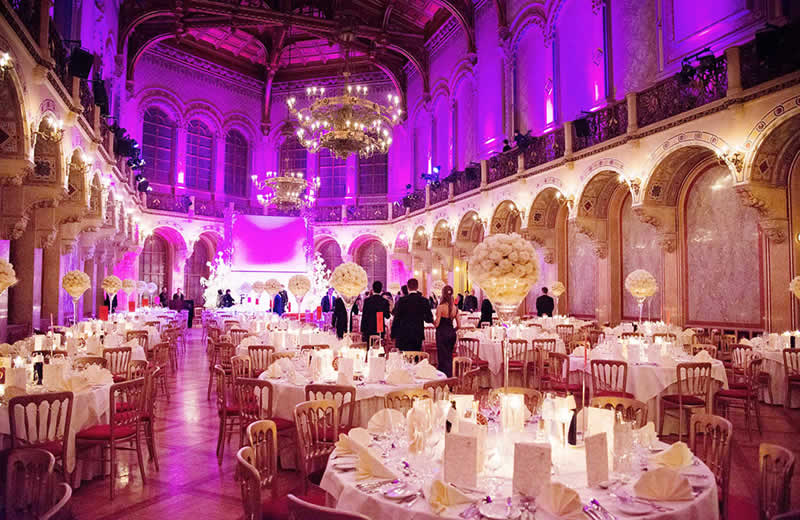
[411,226,429,252]
[353,238,388,288]
[347,233,385,259]
[490,200,523,234]
[577,170,628,219]
[31,115,63,184]
[746,112,800,188]
[222,112,259,143]
[136,87,184,128]
[316,236,343,273]
[0,67,29,159]
[509,3,549,46]
[456,211,484,245]
[394,231,409,253]
[432,219,452,248]
[448,59,475,95]
[66,149,90,207]
[184,101,224,137]
[743,94,800,179]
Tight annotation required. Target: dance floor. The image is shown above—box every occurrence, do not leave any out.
[69,329,800,520]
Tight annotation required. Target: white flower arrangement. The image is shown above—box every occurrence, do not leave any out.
[549,281,566,298]
[62,270,91,300]
[136,280,148,294]
[288,274,311,300]
[239,282,252,295]
[432,280,446,294]
[252,281,265,295]
[200,253,231,308]
[146,282,158,295]
[625,269,658,301]
[388,282,401,293]
[330,262,368,299]
[264,279,283,297]
[122,279,136,294]
[0,259,18,294]
[468,233,540,306]
[790,276,800,300]
[101,275,122,295]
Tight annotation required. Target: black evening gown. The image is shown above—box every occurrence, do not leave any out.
[435,316,457,377]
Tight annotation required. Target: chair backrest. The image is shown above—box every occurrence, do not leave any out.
[234,378,274,428]
[689,413,732,514]
[344,332,362,344]
[126,330,149,351]
[546,352,570,390]
[300,344,330,352]
[731,345,754,370]
[217,342,236,371]
[269,351,295,364]
[214,365,233,415]
[591,359,628,394]
[305,384,356,433]
[457,337,480,359]
[247,345,274,376]
[424,325,436,343]
[506,339,529,362]
[589,396,648,428]
[73,356,107,369]
[692,343,718,359]
[286,494,370,520]
[8,392,74,454]
[143,366,160,418]
[676,362,712,399]
[103,347,132,377]
[402,351,429,364]
[489,387,542,414]
[153,342,170,369]
[223,320,240,334]
[384,388,431,413]
[423,377,459,401]
[110,378,146,433]
[5,448,68,520]
[759,443,796,520]
[532,338,557,353]
[247,420,278,497]
[587,329,605,347]
[621,332,644,340]
[145,320,161,330]
[452,356,473,380]
[127,359,149,380]
[784,348,800,377]
[229,328,249,346]
[720,333,738,355]
[231,355,252,380]
[556,324,574,344]
[237,446,264,520]
[458,368,482,396]
[294,400,339,477]
[31,350,68,362]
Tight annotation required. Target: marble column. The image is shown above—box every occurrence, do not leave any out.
[41,243,62,326]
[9,225,39,331]
[83,252,96,318]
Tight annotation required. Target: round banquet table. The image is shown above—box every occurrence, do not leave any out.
[320,427,719,520]
[742,335,796,406]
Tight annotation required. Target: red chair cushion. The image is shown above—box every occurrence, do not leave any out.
[661,394,706,406]
[594,390,635,399]
[788,374,800,383]
[728,382,748,390]
[715,388,749,399]
[76,423,136,440]
[21,440,64,458]
[270,417,294,431]
[219,405,240,416]
[507,361,525,369]
[112,374,127,383]
[261,485,327,520]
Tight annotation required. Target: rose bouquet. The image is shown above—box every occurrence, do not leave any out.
[549,281,566,298]
[252,281,265,295]
[0,260,18,294]
[288,274,312,311]
[264,279,283,297]
[625,269,658,323]
[101,275,122,296]
[122,278,136,294]
[136,280,148,294]
[147,282,158,296]
[791,276,800,300]
[62,270,91,300]
[330,262,368,300]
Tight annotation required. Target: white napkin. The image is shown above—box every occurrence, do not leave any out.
[368,409,406,434]
[536,482,582,518]
[571,345,586,358]
[406,399,432,454]
[427,479,472,514]
[265,362,283,379]
[290,372,307,386]
[636,422,658,447]
[385,368,414,385]
[82,364,114,385]
[334,427,371,455]
[414,359,439,379]
[355,448,398,480]
[634,467,693,501]
[651,441,693,469]
[692,350,713,363]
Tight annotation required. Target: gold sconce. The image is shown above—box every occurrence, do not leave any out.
[0,52,13,80]
[37,116,65,143]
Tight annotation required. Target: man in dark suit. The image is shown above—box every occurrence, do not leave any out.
[321,288,335,313]
[391,278,433,351]
[361,281,391,341]
[273,291,285,315]
[331,296,348,339]
[463,289,478,312]
[536,287,555,317]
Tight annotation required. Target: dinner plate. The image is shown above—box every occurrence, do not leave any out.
[383,483,416,500]
[478,500,522,520]
[332,462,356,471]
[615,500,653,515]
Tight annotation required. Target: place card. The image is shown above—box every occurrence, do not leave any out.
[52,333,61,350]
[585,432,610,487]
[9,366,27,389]
[444,433,479,488]
[367,356,385,383]
[458,420,487,472]
[513,442,551,498]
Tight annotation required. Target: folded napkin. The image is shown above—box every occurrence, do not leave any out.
[368,408,406,434]
[651,441,693,469]
[692,350,713,363]
[572,345,586,358]
[355,448,398,480]
[739,337,752,346]
[83,364,114,385]
[335,427,371,455]
[104,334,122,347]
[427,479,472,514]
[385,368,414,385]
[290,372,307,386]
[62,374,90,393]
[636,422,658,447]
[406,400,433,454]
[265,362,283,379]
[634,467,693,501]
[415,359,439,380]
[536,482,582,518]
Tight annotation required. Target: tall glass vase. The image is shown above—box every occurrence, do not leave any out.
[72,296,80,326]
[340,294,359,333]
[494,301,523,391]
[637,297,646,326]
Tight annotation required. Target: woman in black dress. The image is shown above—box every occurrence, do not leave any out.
[435,285,460,377]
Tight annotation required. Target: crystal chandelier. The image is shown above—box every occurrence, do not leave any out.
[286,48,403,159]
[251,165,319,210]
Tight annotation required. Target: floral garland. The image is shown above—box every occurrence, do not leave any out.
[101,275,122,296]
[264,279,283,297]
[330,262,368,299]
[122,279,136,294]
[288,274,311,300]
[468,233,540,306]
[549,281,566,298]
[790,276,800,300]
[625,269,658,301]
[0,260,18,294]
[62,270,91,299]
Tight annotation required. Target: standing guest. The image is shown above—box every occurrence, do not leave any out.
[429,294,437,309]
[382,291,395,313]
[391,278,433,351]
[159,287,168,307]
[502,139,512,152]
[435,285,459,377]
[321,287,335,313]
[395,285,408,306]
[456,293,464,311]
[172,288,184,302]
[361,281,391,340]
[536,287,555,317]
[273,291,285,315]
[463,289,478,312]
[216,289,224,308]
[222,289,235,308]
[331,296,348,339]
[479,298,494,327]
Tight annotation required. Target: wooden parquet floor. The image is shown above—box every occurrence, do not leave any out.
[67,330,800,520]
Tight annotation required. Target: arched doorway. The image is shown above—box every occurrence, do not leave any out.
[140,234,170,294]
[356,240,387,289]
[317,239,343,273]
[184,239,212,304]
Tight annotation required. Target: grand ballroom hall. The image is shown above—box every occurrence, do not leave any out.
[1,0,800,519]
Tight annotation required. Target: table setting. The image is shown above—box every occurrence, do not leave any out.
[321,391,719,520]
[740,331,799,406]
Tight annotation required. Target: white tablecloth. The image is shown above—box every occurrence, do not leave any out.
[741,335,797,406]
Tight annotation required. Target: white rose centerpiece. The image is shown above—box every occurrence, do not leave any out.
[122,278,136,294]
[147,282,158,296]
[468,233,540,320]
[252,281,265,297]
[239,282,252,295]
[330,262,368,300]
[625,269,658,323]
[101,275,122,296]
[0,260,18,294]
[549,281,566,298]
[63,269,91,321]
[264,279,283,298]
[288,274,312,310]
[791,276,800,300]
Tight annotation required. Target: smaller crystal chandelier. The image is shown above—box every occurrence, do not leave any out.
[251,165,319,210]
[0,52,13,80]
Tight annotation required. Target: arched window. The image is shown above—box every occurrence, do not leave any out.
[318,149,346,198]
[141,107,175,184]
[318,240,343,273]
[139,234,169,293]
[185,119,213,191]
[184,240,211,303]
[224,129,249,197]
[356,240,387,287]
[279,135,307,173]
[358,153,388,195]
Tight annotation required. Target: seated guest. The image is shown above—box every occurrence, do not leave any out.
[159,287,168,307]
[463,289,478,312]
[216,289,224,308]
[536,287,555,317]
[222,289,235,308]
[478,298,494,327]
